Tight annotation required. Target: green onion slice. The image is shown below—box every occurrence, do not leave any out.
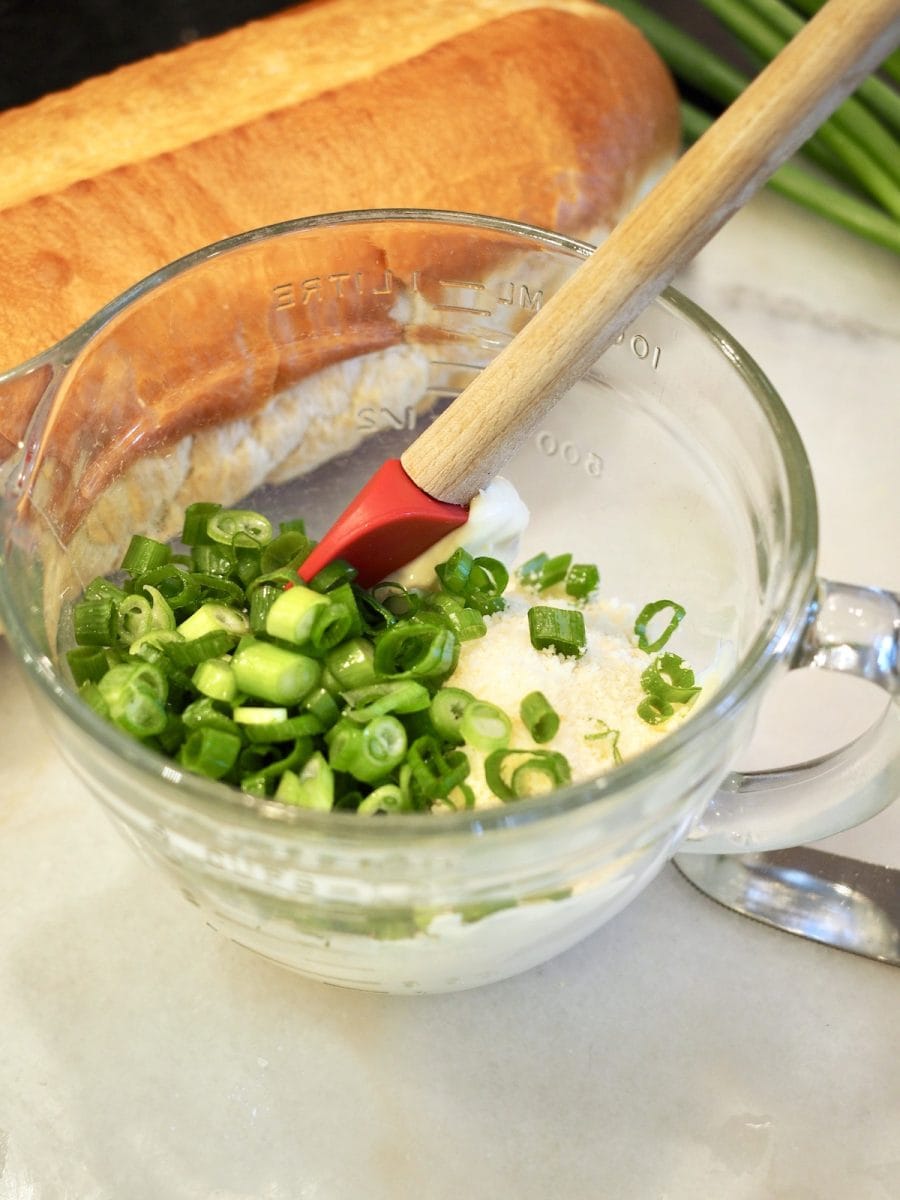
[637,695,675,726]
[565,563,600,600]
[274,752,335,810]
[206,508,274,549]
[179,726,241,779]
[585,719,623,764]
[634,599,686,653]
[520,691,560,743]
[435,547,474,595]
[429,687,475,744]
[459,700,512,752]
[640,652,700,704]
[73,598,117,646]
[406,736,470,802]
[374,624,459,680]
[181,501,222,546]
[484,748,571,801]
[121,534,171,575]
[328,715,407,783]
[342,680,430,722]
[232,639,320,705]
[356,783,407,815]
[527,605,587,658]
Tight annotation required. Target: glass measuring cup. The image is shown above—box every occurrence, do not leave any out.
[0,210,897,993]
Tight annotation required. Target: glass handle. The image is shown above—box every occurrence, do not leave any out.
[682,578,900,854]
[794,578,898,694]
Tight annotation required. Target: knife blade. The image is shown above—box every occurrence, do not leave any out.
[673,847,900,966]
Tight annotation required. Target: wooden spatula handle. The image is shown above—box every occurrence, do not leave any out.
[401,0,899,506]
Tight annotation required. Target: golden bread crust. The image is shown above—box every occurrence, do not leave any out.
[0,3,678,378]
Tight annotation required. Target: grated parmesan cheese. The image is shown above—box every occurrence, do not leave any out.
[447,587,691,808]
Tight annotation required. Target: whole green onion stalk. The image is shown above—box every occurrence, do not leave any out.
[606,0,900,254]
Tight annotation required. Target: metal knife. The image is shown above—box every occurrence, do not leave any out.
[673,847,900,966]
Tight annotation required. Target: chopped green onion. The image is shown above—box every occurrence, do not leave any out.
[249,583,280,634]
[463,589,506,616]
[78,681,110,718]
[527,605,586,658]
[84,577,127,605]
[585,719,623,764]
[325,637,377,689]
[189,573,246,606]
[233,705,290,725]
[374,624,459,680]
[429,687,475,744]
[206,508,274,549]
[435,547,474,595]
[70,494,699,815]
[73,598,117,646]
[459,699,512,752]
[98,662,168,738]
[279,517,307,536]
[265,584,329,644]
[518,552,548,587]
[352,585,400,633]
[191,542,237,578]
[181,502,222,545]
[129,629,184,662]
[165,628,236,668]
[565,563,600,600]
[634,599,686,654]
[232,638,320,705]
[446,782,476,811]
[421,593,486,641]
[260,531,315,575]
[114,595,151,643]
[302,685,341,729]
[374,582,424,619]
[406,736,470,803]
[640,652,700,704]
[308,558,358,593]
[121,534,171,575]
[192,657,237,703]
[469,556,509,597]
[356,783,407,814]
[181,697,240,736]
[342,680,430,722]
[241,712,323,742]
[484,748,571,801]
[275,752,334,810]
[133,565,200,611]
[66,645,110,686]
[537,553,571,590]
[234,547,263,588]
[520,691,559,743]
[117,587,175,645]
[517,551,572,591]
[179,726,241,779]
[238,737,313,792]
[177,602,249,641]
[637,695,675,726]
[327,715,407,783]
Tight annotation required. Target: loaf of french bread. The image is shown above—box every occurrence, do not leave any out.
[0,0,679,375]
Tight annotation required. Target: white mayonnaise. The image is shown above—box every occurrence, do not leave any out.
[388,476,530,591]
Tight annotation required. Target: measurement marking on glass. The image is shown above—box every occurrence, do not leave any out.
[432,304,494,316]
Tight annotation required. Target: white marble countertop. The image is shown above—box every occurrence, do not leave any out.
[1,191,898,1199]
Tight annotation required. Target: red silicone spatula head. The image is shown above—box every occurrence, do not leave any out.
[297,458,468,588]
